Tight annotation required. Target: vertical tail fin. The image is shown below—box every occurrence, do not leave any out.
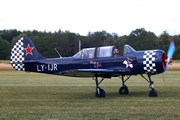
[10,36,45,71]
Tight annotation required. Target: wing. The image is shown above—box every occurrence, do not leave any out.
[78,68,130,73]
[60,67,131,77]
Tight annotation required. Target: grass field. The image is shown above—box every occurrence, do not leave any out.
[0,70,180,119]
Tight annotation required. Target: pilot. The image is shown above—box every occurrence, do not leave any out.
[114,48,119,57]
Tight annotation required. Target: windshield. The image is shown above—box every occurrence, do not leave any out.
[123,45,136,55]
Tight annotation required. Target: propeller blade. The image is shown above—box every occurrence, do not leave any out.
[163,40,175,81]
[166,40,175,70]
[167,40,175,59]
[165,61,169,71]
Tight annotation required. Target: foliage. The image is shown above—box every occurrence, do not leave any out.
[125,28,157,50]
[0,28,180,59]
[0,29,21,43]
[0,37,10,59]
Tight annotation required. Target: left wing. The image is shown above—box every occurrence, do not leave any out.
[78,68,131,73]
[60,68,131,77]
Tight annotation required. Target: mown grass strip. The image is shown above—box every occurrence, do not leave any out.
[0,71,180,119]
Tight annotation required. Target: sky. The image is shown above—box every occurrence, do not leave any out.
[0,0,180,36]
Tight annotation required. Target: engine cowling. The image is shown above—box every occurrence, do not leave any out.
[135,50,166,75]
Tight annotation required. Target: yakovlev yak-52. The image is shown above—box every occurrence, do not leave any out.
[10,36,175,97]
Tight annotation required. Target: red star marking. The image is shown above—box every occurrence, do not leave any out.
[25,44,34,55]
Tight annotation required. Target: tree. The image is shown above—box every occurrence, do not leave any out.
[125,28,157,50]
[67,32,79,56]
[0,28,179,60]
[84,31,104,48]
[0,37,10,59]
[0,29,21,43]
[156,31,171,52]
[11,34,27,47]
[171,34,180,59]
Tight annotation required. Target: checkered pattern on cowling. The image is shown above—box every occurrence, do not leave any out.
[10,37,25,71]
[143,50,156,73]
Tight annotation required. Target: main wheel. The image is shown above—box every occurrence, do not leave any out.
[149,89,158,97]
[95,88,106,97]
[119,85,129,95]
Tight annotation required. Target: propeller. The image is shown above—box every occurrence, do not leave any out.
[163,40,175,82]
[166,40,175,70]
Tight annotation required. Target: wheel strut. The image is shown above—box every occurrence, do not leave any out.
[119,75,130,95]
[140,73,158,97]
[93,76,106,97]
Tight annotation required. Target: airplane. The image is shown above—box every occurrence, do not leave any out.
[10,36,175,97]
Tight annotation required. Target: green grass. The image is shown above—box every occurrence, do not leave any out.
[172,60,180,63]
[0,60,10,64]
[0,71,180,119]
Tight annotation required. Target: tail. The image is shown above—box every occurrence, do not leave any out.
[10,36,45,71]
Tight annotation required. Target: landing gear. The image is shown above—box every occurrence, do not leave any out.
[94,76,106,97]
[119,74,158,97]
[119,75,130,95]
[93,73,158,97]
[140,73,158,97]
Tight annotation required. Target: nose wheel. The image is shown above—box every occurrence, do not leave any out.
[149,89,158,97]
[140,73,158,97]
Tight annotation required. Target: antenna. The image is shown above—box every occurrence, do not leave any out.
[102,32,107,46]
[54,48,62,58]
[79,40,81,51]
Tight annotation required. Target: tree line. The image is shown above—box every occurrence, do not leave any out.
[0,28,180,60]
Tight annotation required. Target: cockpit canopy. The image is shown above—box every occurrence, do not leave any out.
[123,45,136,55]
[73,45,136,59]
[97,46,115,58]
[73,46,115,59]
[73,47,96,59]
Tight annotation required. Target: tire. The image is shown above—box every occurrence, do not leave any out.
[149,89,158,97]
[95,88,106,97]
[119,86,129,95]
